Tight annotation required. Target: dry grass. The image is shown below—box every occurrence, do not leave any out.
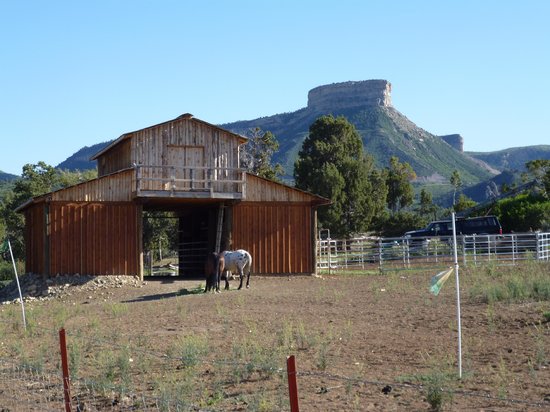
[0,262,549,411]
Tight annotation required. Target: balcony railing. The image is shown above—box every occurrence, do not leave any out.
[135,165,246,199]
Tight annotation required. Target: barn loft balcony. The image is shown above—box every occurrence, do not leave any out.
[135,165,246,200]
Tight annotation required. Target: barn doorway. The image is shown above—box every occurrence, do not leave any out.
[177,207,210,276]
[142,202,230,279]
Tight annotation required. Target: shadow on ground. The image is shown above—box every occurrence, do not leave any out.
[123,287,204,303]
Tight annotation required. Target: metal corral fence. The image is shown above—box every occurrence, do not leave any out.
[317,232,550,271]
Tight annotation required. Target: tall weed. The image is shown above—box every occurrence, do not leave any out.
[468,262,550,303]
[177,334,208,369]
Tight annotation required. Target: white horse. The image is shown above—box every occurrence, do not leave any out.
[221,249,252,290]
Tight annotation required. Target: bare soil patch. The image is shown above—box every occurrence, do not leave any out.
[1,270,549,411]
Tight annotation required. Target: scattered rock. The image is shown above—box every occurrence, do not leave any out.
[0,273,145,304]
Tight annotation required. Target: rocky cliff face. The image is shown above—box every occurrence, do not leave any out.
[307,80,392,112]
[440,134,464,152]
[221,79,497,186]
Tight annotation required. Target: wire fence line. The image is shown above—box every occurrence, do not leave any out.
[1,318,548,410]
[0,358,64,411]
[317,231,550,271]
[0,319,289,411]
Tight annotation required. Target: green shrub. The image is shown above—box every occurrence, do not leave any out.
[399,366,455,411]
[492,193,550,232]
[532,278,550,300]
[0,260,24,282]
[506,276,528,300]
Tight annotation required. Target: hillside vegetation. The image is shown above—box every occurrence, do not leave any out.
[0,170,18,182]
[468,145,550,171]
[56,142,108,171]
[223,105,495,186]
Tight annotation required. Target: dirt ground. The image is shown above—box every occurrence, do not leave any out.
[1,270,550,411]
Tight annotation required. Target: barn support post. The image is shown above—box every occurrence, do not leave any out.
[221,204,233,252]
[137,204,144,281]
[286,355,300,412]
[215,203,224,253]
[241,171,247,198]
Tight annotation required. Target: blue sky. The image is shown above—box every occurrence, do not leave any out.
[1,0,549,175]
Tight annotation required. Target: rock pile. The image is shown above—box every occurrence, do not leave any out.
[0,274,145,304]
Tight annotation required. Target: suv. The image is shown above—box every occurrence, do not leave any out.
[404,216,502,238]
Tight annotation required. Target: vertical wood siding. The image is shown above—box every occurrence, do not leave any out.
[232,203,313,274]
[47,202,139,276]
[51,169,135,202]
[98,139,132,176]
[24,204,46,275]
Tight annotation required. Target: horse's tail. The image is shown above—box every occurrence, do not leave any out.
[205,253,214,275]
[216,253,225,277]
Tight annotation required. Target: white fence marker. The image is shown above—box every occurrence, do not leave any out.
[7,239,27,331]
[451,212,463,379]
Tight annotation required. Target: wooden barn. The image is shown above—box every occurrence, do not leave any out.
[18,113,330,279]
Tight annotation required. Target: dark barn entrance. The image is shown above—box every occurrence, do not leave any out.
[143,200,229,279]
[178,207,210,276]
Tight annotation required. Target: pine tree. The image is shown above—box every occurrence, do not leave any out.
[418,188,438,220]
[385,156,416,213]
[294,115,386,237]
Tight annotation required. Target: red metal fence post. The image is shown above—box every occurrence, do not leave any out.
[287,355,300,412]
[59,328,72,412]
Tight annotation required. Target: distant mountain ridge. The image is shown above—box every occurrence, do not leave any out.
[56,142,110,171]
[467,145,550,171]
[0,170,18,181]
[221,80,494,186]
[56,80,548,192]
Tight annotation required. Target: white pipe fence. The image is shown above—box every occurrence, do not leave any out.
[317,232,550,271]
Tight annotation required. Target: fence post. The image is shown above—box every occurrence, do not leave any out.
[460,235,466,266]
[328,239,332,276]
[287,355,300,412]
[512,234,516,263]
[59,328,72,412]
[472,234,477,266]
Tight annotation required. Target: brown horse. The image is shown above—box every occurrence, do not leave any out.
[204,252,225,293]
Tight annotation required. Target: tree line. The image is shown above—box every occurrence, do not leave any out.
[289,115,549,238]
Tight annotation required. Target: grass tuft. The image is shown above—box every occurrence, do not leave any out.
[467,262,550,303]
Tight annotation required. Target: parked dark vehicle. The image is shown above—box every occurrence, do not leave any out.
[404,216,502,238]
